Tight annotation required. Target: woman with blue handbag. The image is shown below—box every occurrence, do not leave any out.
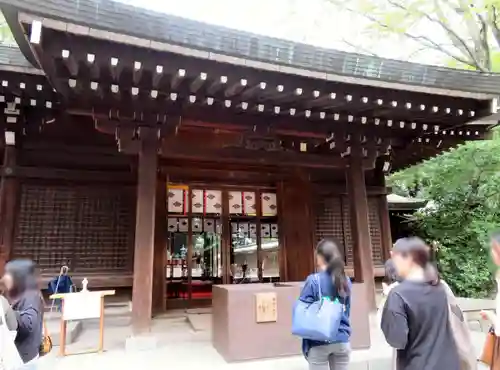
[294,239,352,370]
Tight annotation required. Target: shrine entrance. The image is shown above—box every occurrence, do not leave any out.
[164,185,279,309]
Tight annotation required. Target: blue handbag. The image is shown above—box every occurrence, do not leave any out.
[291,274,344,341]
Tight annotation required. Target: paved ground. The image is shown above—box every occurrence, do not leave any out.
[35,313,489,370]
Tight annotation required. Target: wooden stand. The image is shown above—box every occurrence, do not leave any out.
[50,290,115,356]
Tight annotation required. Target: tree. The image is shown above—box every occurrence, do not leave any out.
[0,12,15,45]
[325,0,500,297]
[328,0,500,72]
[389,131,500,297]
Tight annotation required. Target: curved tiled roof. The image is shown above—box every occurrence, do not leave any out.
[0,43,35,68]
[2,0,500,95]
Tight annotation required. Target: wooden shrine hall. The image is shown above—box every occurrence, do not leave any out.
[0,0,499,338]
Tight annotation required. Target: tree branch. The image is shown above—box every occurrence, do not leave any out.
[355,9,480,67]
[387,0,487,71]
[340,38,378,56]
[476,12,491,70]
[489,5,500,48]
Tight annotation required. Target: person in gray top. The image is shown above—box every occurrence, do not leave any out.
[381,237,460,370]
[3,259,44,365]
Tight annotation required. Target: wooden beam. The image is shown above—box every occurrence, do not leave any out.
[279,176,314,281]
[131,128,158,334]
[379,195,392,262]
[40,29,491,126]
[0,146,18,274]
[374,159,392,261]
[66,105,489,143]
[314,185,388,196]
[276,181,288,281]
[346,138,376,310]
[20,151,133,169]
[21,142,121,155]
[160,144,353,169]
[221,190,231,284]
[152,176,167,314]
[1,166,135,183]
[61,49,79,77]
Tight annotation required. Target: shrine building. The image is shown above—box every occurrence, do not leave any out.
[0,0,498,341]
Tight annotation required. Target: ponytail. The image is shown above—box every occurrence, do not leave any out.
[424,262,440,286]
[316,238,350,297]
[326,257,349,297]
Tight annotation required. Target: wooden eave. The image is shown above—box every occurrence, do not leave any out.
[0,1,498,170]
[2,0,500,98]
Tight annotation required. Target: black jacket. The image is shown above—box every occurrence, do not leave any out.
[6,260,44,363]
[381,280,460,370]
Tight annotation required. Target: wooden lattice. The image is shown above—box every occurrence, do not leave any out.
[315,197,351,264]
[13,182,136,274]
[315,196,384,268]
[368,197,384,265]
[340,197,354,266]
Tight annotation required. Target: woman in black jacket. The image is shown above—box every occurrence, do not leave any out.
[2,259,44,368]
[381,237,460,370]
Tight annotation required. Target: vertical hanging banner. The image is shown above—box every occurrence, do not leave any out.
[261,193,278,216]
[167,184,189,214]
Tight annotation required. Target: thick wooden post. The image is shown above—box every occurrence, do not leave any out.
[221,190,231,284]
[278,175,314,282]
[379,196,392,262]
[0,146,18,274]
[152,177,167,314]
[374,159,392,261]
[346,141,376,310]
[131,130,158,334]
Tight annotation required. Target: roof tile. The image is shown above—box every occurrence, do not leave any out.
[2,0,500,94]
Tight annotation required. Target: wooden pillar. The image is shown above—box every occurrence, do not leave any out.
[131,130,158,334]
[276,181,288,281]
[255,189,263,282]
[374,159,392,261]
[278,175,314,282]
[221,190,231,284]
[0,146,18,274]
[152,176,167,314]
[346,142,376,310]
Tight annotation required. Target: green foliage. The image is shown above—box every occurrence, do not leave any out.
[325,0,500,297]
[0,13,14,45]
[328,0,500,72]
[447,51,500,72]
[389,131,500,297]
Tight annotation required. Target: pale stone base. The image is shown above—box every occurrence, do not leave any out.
[125,335,158,352]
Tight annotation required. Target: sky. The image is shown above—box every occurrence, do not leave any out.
[116,0,445,65]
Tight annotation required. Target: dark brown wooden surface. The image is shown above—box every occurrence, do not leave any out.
[2,25,486,174]
[12,182,135,274]
[373,160,392,261]
[152,177,167,314]
[131,131,158,334]
[315,193,385,269]
[0,146,18,273]
[278,176,314,281]
[347,140,376,310]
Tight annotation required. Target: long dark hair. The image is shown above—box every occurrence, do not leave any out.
[316,239,349,297]
[393,237,440,286]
